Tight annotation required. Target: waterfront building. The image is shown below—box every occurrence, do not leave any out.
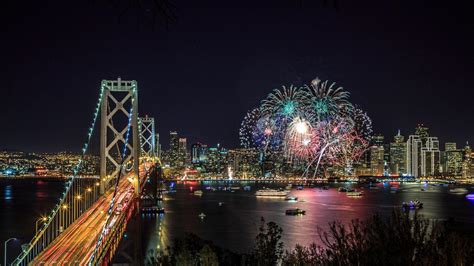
[462,142,471,179]
[178,137,187,166]
[389,130,407,175]
[168,131,179,167]
[191,143,208,164]
[445,149,463,177]
[227,148,260,178]
[369,135,385,176]
[420,137,440,176]
[406,135,422,177]
[155,133,161,158]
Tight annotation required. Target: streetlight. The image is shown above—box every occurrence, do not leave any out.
[35,217,48,234]
[4,237,17,266]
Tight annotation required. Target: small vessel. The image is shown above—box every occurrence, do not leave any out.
[243,186,251,191]
[285,208,306,215]
[255,188,290,197]
[218,202,224,206]
[198,213,206,219]
[449,188,468,194]
[338,187,348,192]
[193,190,204,196]
[346,188,356,193]
[284,195,298,201]
[402,200,423,210]
[285,184,293,190]
[346,191,363,197]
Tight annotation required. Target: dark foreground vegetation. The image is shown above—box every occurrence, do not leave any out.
[146,210,474,265]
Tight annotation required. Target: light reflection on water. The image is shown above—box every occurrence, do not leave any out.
[143,182,474,253]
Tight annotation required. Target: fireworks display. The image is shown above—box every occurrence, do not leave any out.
[239,77,372,178]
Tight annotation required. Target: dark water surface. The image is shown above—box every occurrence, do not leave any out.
[2,180,474,263]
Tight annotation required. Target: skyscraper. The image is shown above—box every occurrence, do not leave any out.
[444,142,463,176]
[415,124,429,145]
[370,134,384,176]
[178,138,187,166]
[420,137,440,176]
[389,130,407,175]
[191,143,208,164]
[168,131,179,167]
[406,135,422,177]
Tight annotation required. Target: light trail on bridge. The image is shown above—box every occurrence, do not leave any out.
[31,165,148,265]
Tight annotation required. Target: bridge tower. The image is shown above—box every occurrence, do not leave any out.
[139,116,156,158]
[100,78,140,196]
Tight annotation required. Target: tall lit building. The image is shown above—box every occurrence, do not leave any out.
[462,142,471,179]
[420,137,440,176]
[168,131,179,167]
[191,143,208,164]
[415,124,429,145]
[178,138,187,166]
[389,130,406,175]
[445,145,463,177]
[406,135,422,177]
[370,134,384,176]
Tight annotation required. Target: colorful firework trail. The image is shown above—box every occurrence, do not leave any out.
[239,77,372,178]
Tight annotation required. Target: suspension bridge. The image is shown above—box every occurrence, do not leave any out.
[10,78,162,265]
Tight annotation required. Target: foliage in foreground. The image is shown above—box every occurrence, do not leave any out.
[146,211,474,266]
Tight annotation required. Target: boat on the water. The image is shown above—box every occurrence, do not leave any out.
[198,213,206,219]
[285,184,293,190]
[255,188,290,197]
[297,185,304,190]
[193,190,204,196]
[285,208,306,215]
[243,186,251,191]
[402,200,423,210]
[218,202,224,207]
[346,191,363,197]
[449,188,468,194]
[284,195,298,201]
[338,187,348,192]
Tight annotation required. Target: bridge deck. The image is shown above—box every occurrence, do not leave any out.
[31,168,145,265]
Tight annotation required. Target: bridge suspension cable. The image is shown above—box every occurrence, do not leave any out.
[12,84,106,265]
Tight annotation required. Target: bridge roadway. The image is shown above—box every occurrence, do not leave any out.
[31,165,149,265]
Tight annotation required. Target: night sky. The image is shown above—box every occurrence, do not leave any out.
[2,0,473,152]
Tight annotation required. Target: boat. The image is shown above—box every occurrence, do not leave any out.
[218,202,224,206]
[198,213,206,219]
[346,191,363,197]
[193,190,204,196]
[284,195,298,201]
[449,188,468,194]
[255,188,290,197]
[243,186,251,191]
[338,187,348,192]
[285,184,293,190]
[285,208,306,215]
[346,188,356,193]
[402,200,423,210]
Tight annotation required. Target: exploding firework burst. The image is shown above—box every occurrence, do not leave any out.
[353,107,373,142]
[261,85,306,118]
[239,76,372,178]
[304,77,353,122]
[239,108,261,148]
